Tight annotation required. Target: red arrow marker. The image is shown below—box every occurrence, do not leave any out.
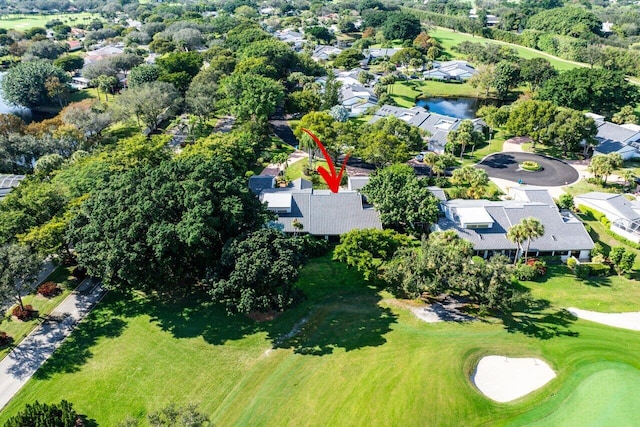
[301,128,351,193]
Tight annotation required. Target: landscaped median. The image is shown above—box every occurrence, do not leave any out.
[0,265,83,361]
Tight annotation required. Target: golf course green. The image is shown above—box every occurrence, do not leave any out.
[0,256,639,425]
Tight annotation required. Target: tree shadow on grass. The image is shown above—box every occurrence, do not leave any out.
[32,297,126,380]
[502,298,579,340]
[272,291,397,356]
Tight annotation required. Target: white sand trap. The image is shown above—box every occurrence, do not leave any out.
[567,307,640,331]
[473,356,556,402]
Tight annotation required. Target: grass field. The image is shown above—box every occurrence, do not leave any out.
[429,27,586,72]
[1,255,640,425]
[0,13,101,30]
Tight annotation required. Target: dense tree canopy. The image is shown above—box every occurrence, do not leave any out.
[384,231,518,311]
[382,12,422,41]
[219,74,284,122]
[333,228,411,281]
[68,155,267,293]
[361,164,439,232]
[1,61,68,108]
[526,7,602,39]
[113,81,182,132]
[208,228,311,314]
[537,69,639,118]
[0,243,43,310]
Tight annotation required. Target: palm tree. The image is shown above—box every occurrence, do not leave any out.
[423,152,439,178]
[507,223,526,265]
[522,217,545,262]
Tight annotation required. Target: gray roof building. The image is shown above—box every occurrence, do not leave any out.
[248,175,275,195]
[370,105,485,153]
[0,175,25,200]
[435,187,594,260]
[256,178,382,237]
[588,114,640,160]
[575,192,640,243]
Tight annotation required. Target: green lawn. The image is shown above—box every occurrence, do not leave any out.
[563,179,624,198]
[429,27,586,72]
[0,13,101,30]
[285,157,330,189]
[0,266,79,360]
[522,264,640,312]
[2,255,640,425]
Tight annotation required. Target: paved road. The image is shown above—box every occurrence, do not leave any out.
[476,152,579,186]
[270,119,298,148]
[0,278,107,410]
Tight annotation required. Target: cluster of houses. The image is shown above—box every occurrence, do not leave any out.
[249,174,595,261]
[370,104,485,153]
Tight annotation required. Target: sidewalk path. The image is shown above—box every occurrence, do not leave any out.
[0,278,107,410]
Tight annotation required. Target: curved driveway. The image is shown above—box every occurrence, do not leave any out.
[476,152,579,186]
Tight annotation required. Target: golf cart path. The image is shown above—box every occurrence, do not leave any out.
[0,278,107,410]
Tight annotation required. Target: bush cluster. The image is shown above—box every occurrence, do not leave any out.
[0,331,12,347]
[4,400,80,427]
[520,161,541,171]
[37,281,60,298]
[12,304,37,321]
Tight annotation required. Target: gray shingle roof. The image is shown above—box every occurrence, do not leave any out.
[277,191,382,235]
[594,140,635,155]
[437,196,594,252]
[596,122,640,143]
[371,105,485,153]
[575,192,640,221]
[249,175,275,194]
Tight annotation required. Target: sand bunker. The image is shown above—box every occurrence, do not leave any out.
[473,356,556,402]
[567,308,640,331]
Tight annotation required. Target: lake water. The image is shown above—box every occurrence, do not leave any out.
[0,73,32,121]
[415,97,494,119]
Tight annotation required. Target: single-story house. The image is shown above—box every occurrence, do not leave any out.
[363,48,401,65]
[256,178,382,238]
[424,60,477,82]
[588,113,640,160]
[370,105,485,153]
[84,45,125,64]
[274,29,305,51]
[312,45,343,62]
[0,175,25,200]
[575,192,640,243]
[434,187,594,260]
[341,85,378,117]
[66,40,83,52]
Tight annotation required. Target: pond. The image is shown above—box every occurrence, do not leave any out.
[415,96,505,119]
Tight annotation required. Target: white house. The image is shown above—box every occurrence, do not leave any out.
[435,187,594,261]
[588,113,640,160]
[424,60,477,82]
[575,192,640,243]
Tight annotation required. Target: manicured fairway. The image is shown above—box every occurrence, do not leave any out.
[0,13,100,30]
[1,256,640,425]
[429,27,586,72]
